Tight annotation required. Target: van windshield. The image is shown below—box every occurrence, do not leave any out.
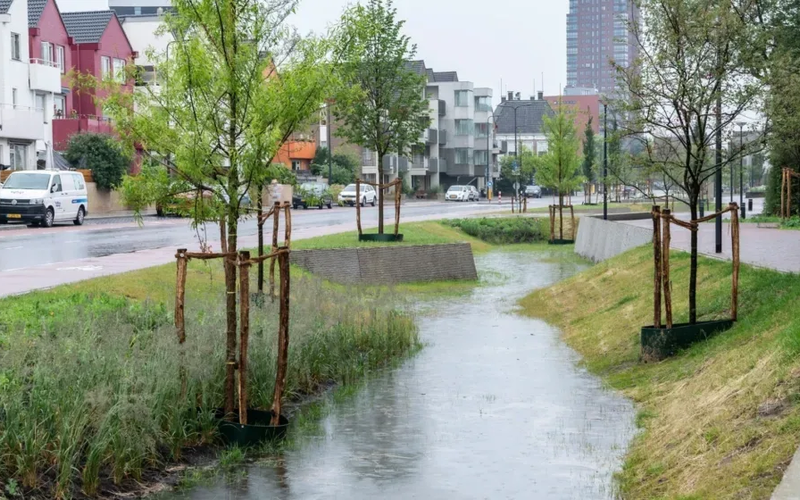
[2,173,50,190]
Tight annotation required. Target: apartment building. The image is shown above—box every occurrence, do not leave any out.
[566,0,639,97]
[0,0,59,171]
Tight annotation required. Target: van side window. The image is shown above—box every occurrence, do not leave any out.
[51,175,62,192]
[61,175,75,191]
[73,173,85,190]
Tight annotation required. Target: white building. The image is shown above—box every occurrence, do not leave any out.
[494,91,553,159]
[0,0,59,171]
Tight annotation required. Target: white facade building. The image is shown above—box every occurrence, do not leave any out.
[494,91,553,162]
[0,0,59,171]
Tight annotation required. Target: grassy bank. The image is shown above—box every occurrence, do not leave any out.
[519,246,800,499]
[0,262,419,498]
[744,215,800,230]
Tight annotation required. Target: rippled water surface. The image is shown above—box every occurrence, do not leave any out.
[165,250,636,499]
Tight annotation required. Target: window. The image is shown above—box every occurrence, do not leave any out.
[56,46,65,73]
[54,95,66,118]
[291,160,301,171]
[40,42,53,64]
[11,89,17,107]
[10,144,27,171]
[455,148,472,165]
[475,122,489,138]
[51,175,62,192]
[61,174,75,191]
[475,96,492,112]
[474,150,489,165]
[101,56,112,79]
[454,90,470,107]
[113,58,126,83]
[36,94,46,123]
[11,33,20,60]
[455,119,473,136]
[73,173,85,190]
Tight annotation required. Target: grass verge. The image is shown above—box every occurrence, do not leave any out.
[519,245,800,499]
[743,215,800,230]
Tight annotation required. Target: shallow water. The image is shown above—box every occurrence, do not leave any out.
[167,250,636,499]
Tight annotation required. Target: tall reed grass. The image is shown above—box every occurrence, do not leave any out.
[0,273,418,498]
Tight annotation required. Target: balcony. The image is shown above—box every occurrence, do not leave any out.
[449,163,474,176]
[438,99,446,116]
[361,150,377,166]
[429,157,445,173]
[398,156,409,173]
[53,115,114,151]
[29,59,62,94]
[411,155,428,171]
[382,155,397,173]
[426,128,438,144]
[438,129,447,145]
[0,105,45,141]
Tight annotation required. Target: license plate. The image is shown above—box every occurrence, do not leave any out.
[7,214,21,219]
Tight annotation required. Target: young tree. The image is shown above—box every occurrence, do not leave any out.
[332,0,430,233]
[582,115,597,203]
[499,145,538,193]
[537,97,583,239]
[613,0,763,323]
[101,0,334,418]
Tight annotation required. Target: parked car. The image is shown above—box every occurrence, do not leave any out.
[445,185,470,202]
[293,182,333,210]
[467,185,480,201]
[525,185,542,198]
[0,170,88,227]
[338,183,377,207]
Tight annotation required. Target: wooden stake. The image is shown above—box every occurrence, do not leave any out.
[356,178,362,236]
[175,249,188,344]
[283,203,292,247]
[270,250,291,426]
[730,203,740,321]
[549,205,555,241]
[652,206,662,329]
[257,191,265,293]
[269,202,279,301]
[238,251,250,425]
[394,180,401,236]
[789,169,793,219]
[781,169,786,219]
[219,214,228,254]
[662,210,673,329]
[570,205,576,240]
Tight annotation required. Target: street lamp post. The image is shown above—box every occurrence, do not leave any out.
[736,121,746,219]
[506,100,538,201]
[603,102,608,220]
[486,114,495,199]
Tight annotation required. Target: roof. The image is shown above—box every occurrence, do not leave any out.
[54,151,71,170]
[432,71,458,82]
[28,0,47,27]
[0,0,12,15]
[494,100,555,135]
[426,68,435,81]
[406,60,427,77]
[61,10,115,43]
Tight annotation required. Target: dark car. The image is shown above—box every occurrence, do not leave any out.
[293,182,333,210]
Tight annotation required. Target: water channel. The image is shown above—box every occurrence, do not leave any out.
[166,250,636,499]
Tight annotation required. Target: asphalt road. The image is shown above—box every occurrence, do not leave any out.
[0,199,547,274]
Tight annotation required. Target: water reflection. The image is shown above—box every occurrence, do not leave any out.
[166,251,635,499]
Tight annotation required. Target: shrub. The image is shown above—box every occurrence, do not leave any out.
[64,133,131,190]
[445,217,551,244]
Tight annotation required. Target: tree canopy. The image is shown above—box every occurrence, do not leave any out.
[64,133,130,190]
[537,98,583,201]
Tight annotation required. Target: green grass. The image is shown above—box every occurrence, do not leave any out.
[292,221,491,253]
[519,246,800,499]
[0,261,419,498]
[744,215,800,230]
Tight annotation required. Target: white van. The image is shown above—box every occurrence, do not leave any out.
[0,171,88,227]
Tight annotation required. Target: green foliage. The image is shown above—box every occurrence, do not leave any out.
[310,148,358,184]
[444,217,551,244]
[537,98,583,199]
[332,0,430,169]
[582,116,596,182]
[63,133,130,190]
[0,270,418,497]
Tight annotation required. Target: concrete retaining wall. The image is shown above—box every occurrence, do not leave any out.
[575,216,652,263]
[291,243,478,284]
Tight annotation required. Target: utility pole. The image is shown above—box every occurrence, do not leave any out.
[603,102,608,220]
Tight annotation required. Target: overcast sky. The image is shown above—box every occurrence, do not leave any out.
[58,0,568,105]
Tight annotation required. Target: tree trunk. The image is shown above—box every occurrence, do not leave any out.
[257,185,264,293]
[270,250,291,426]
[689,200,698,324]
[377,165,384,234]
[224,210,238,420]
[558,194,564,240]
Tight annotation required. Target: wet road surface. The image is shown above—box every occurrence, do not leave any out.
[162,250,636,499]
[0,200,533,273]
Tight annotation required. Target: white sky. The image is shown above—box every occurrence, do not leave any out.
[57,0,569,106]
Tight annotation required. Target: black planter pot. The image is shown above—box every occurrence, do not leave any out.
[358,233,404,242]
[215,409,289,447]
[640,319,734,361]
[548,239,575,245]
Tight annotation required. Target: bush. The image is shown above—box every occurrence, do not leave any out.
[445,217,551,244]
[64,133,131,190]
